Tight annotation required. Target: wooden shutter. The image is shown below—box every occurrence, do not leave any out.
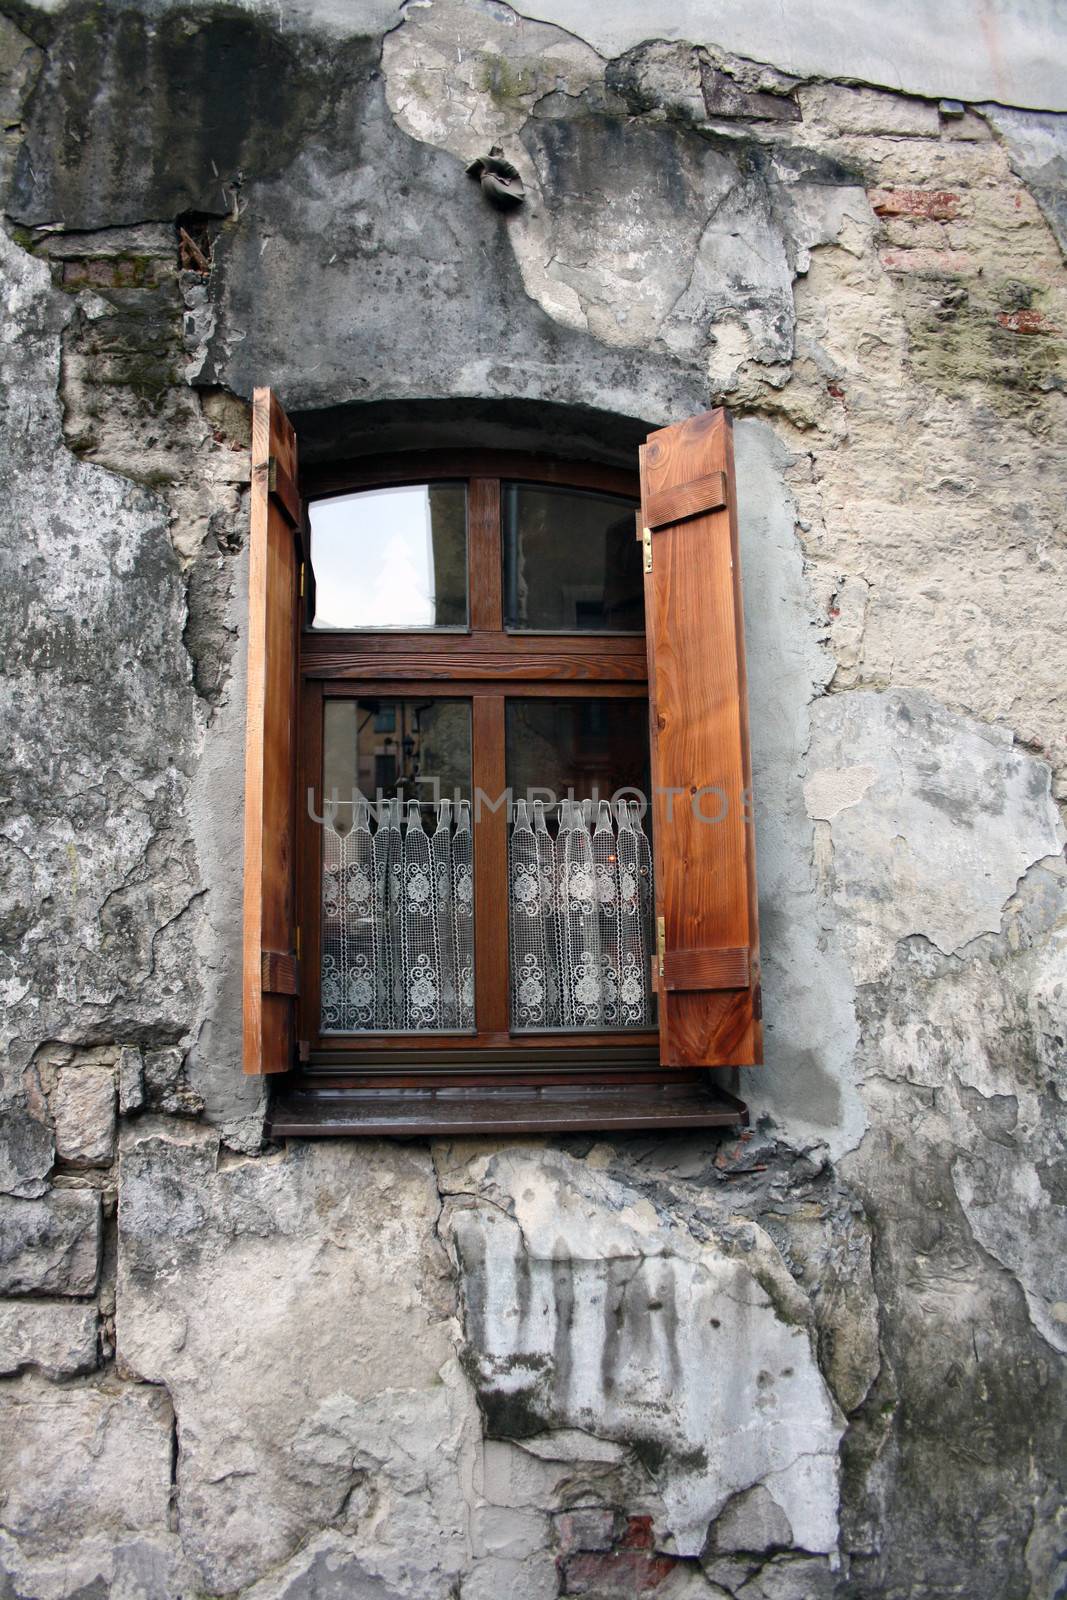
[242,388,304,1075]
[639,408,762,1068]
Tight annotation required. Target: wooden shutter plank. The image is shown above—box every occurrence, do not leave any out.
[661,946,750,992]
[243,388,304,1075]
[644,469,727,531]
[640,408,762,1068]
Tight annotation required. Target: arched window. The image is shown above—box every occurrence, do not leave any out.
[243,393,759,1134]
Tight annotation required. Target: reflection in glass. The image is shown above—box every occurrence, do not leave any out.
[324,698,471,818]
[309,483,467,630]
[320,700,473,1035]
[506,697,650,807]
[505,699,654,1034]
[503,483,643,633]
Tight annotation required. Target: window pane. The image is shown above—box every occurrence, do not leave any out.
[506,697,650,804]
[506,699,654,1034]
[309,483,467,630]
[320,699,473,1034]
[503,483,643,633]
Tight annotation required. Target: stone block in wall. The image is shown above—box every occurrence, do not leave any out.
[0,1299,98,1377]
[701,64,800,122]
[51,1062,116,1167]
[0,14,41,133]
[142,1047,204,1117]
[117,1126,462,1595]
[0,1190,101,1296]
[0,1095,53,1199]
[117,1046,145,1115]
[799,82,940,137]
[0,1375,175,1599]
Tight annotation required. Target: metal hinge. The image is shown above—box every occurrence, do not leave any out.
[642,525,653,573]
[295,925,302,961]
[299,562,305,598]
[267,454,278,493]
[656,915,665,978]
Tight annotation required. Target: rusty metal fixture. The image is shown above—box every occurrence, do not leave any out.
[466,145,525,210]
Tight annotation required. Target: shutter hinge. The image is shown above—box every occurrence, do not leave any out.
[295,925,302,961]
[656,915,665,978]
[753,983,762,1021]
[299,562,305,598]
[642,525,653,573]
[267,455,278,493]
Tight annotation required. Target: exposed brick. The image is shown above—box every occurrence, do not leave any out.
[870,187,960,220]
[555,1509,616,1555]
[880,247,975,276]
[563,1549,677,1596]
[618,1516,656,1551]
[61,257,165,289]
[996,309,1060,335]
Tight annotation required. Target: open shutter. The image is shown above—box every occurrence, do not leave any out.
[640,408,762,1068]
[242,388,304,1075]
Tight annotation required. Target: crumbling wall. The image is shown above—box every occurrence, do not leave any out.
[0,3,1064,1597]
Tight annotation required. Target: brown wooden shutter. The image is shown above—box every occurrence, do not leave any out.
[242,388,304,1075]
[639,408,762,1068]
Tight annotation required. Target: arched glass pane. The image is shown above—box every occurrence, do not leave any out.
[309,483,468,630]
[503,483,643,633]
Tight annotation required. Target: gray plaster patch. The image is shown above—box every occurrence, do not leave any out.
[199,88,709,418]
[734,419,863,1158]
[512,0,1067,111]
[22,0,1061,109]
[381,8,869,386]
[807,689,1064,983]
[0,228,203,1060]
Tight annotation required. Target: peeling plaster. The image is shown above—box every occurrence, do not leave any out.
[807,689,1064,983]
[1,3,1066,1596]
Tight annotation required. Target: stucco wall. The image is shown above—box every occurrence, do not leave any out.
[0,3,1065,1597]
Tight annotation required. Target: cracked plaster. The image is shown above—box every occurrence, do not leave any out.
[0,1,1065,1596]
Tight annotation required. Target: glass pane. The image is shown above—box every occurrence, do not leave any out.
[320,699,473,1034]
[506,697,650,805]
[503,483,643,633]
[506,699,654,1034]
[309,483,467,630]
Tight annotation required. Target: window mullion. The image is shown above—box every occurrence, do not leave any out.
[472,692,509,1033]
[468,478,502,632]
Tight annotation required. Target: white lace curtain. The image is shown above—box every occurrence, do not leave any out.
[509,798,654,1031]
[321,798,475,1033]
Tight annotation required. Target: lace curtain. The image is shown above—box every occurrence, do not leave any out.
[321,798,474,1032]
[509,798,654,1031]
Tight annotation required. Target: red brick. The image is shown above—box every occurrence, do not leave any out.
[563,1550,677,1596]
[879,247,974,276]
[618,1516,655,1551]
[996,309,1060,335]
[870,187,960,220]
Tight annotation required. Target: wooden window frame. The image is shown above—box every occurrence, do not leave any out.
[297,449,661,1067]
[246,394,756,1133]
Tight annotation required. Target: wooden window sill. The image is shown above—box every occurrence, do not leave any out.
[269,1080,748,1137]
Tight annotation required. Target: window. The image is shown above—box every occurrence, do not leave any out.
[242,393,760,1134]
